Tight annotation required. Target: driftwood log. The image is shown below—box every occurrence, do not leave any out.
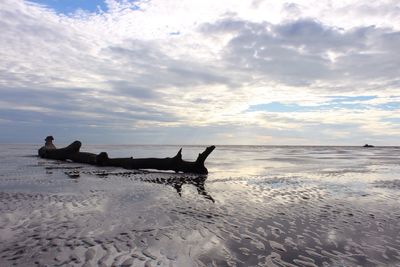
[38,139,215,174]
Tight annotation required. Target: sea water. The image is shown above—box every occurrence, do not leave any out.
[0,144,399,266]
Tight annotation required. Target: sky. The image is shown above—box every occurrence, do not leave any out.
[0,0,399,145]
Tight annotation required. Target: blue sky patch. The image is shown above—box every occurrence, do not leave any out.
[247,101,370,113]
[28,0,108,14]
[377,102,400,110]
[245,95,400,113]
[169,31,181,36]
[247,102,308,112]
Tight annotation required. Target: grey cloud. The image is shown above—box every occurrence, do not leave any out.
[109,81,158,99]
[0,87,91,111]
[282,3,302,17]
[339,1,400,22]
[201,17,400,88]
[274,20,362,52]
[106,43,237,89]
[0,85,180,131]
[200,18,256,33]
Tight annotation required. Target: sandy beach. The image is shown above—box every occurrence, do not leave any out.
[2,0,400,266]
[0,144,399,266]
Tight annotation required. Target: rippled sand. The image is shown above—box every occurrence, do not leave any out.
[0,145,400,266]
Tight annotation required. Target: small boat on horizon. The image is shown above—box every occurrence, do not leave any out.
[363,144,374,148]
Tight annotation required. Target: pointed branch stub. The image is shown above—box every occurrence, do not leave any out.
[174,148,183,160]
[196,145,216,164]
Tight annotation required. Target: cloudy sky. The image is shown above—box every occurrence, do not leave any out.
[0,0,399,145]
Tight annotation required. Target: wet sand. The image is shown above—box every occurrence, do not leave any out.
[0,145,399,266]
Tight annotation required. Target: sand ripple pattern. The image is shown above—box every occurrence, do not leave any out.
[0,144,400,266]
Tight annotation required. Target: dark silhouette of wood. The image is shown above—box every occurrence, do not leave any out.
[38,140,82,160]
[38,138,215,174]
[96,146,215,174]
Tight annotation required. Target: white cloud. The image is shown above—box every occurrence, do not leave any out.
[0,0,399,144]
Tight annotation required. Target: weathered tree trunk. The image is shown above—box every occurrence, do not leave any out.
[38,141,215,174]
[38,141,82,160]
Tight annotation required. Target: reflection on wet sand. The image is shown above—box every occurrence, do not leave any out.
[143,175,215,203]
[0,145,400,266]
[67,169,215,202]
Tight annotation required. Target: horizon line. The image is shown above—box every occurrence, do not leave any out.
[0,142,398,147]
